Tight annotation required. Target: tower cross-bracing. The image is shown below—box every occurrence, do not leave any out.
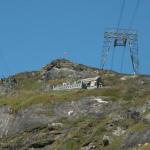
[100,28,139,74]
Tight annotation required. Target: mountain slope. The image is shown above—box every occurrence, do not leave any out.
[0,59,150,150]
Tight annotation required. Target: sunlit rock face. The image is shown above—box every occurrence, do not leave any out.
[41,59,99,80]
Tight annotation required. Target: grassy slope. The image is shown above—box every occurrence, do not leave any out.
[0,72,150,150]
[0,73,149,112]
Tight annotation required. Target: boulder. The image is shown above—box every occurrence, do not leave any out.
[103,135,112,146]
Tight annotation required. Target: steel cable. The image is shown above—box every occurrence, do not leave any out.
[129,0,140,29]
[111,0,126,70]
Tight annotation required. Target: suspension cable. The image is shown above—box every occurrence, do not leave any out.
[110,47,115,70]
[117,0,126,29]
[121,0,140,73]
[111,0,126,70]
[129,0,140,29]
[120,47,126,73]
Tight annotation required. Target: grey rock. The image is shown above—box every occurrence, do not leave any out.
[120,128,150,149]
[81,143,96,150]
[0,105,14,138]
[112,127,126,136]
[28,138,55,148]
[0,104,54,138]
[0,96,111,138]
[41,59,98,80]
[42,67,97,80]
[53,97,110,119]
[103,135,112,146]
[126,110,141,121]
[143,113,150,123]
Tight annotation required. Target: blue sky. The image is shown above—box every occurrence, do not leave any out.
[0,0,149,77]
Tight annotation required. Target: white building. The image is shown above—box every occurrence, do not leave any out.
[52,76,102,91]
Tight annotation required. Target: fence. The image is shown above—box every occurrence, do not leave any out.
[52,82,82,91]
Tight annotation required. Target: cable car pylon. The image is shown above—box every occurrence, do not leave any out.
[100,0,140,75]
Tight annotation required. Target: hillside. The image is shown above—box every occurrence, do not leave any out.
[0,59,150,150]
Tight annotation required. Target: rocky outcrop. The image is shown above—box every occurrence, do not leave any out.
[0,96,120,138]
[41,59,99,80]
[43,59,98,72]
[120,129,150,150]
[0,96,111,149]
[0,104,54,138]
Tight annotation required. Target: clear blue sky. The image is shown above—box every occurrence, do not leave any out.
[0,0,149,77]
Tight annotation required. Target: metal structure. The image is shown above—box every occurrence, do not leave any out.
[100,28,139,74]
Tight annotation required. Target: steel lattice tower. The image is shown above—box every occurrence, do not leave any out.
[100,28,139,74]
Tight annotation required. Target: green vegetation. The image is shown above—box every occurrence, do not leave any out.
[0,86,125,113]
[103,137,123,150]
[0,72,149,113]
[129,122,150,132]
